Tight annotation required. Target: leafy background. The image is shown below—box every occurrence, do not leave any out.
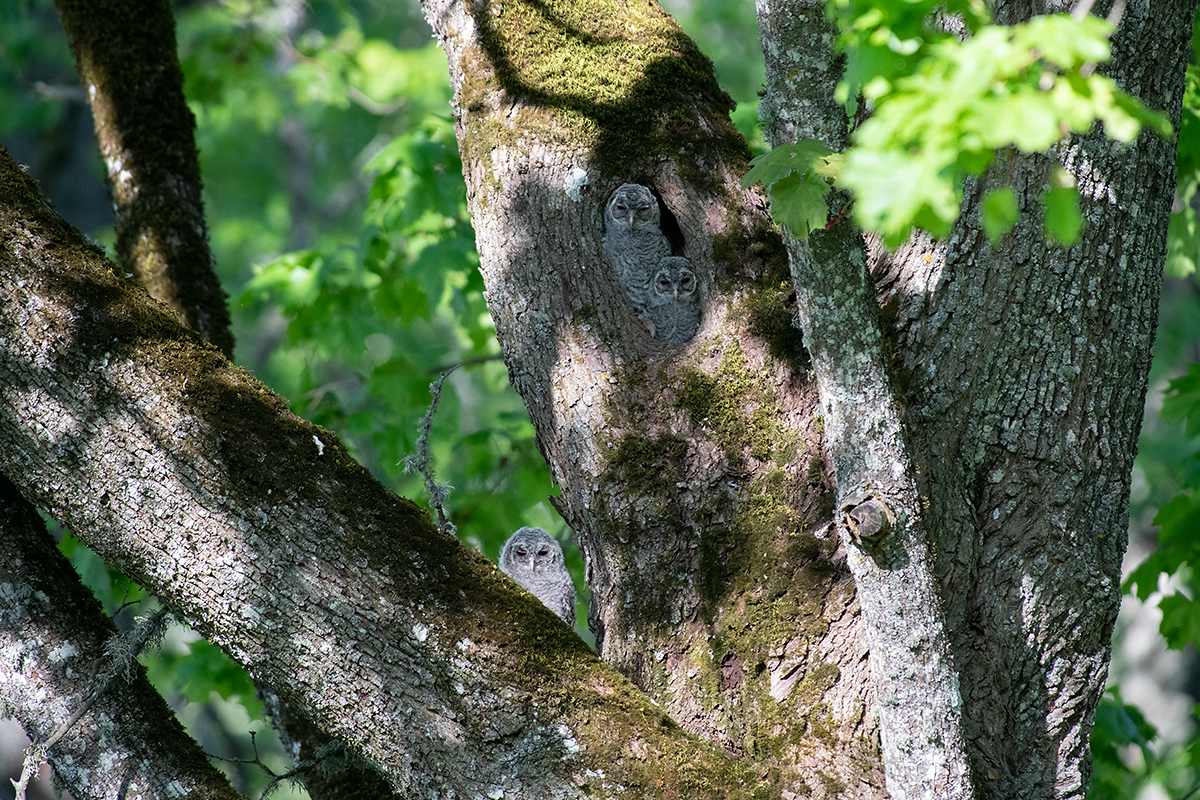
[1,0,1198,796]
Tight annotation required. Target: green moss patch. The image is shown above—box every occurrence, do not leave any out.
[461,0,747,184]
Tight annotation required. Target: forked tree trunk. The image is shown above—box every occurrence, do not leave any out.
[422,0,1195,795]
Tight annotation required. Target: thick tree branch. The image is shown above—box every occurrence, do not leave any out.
[0,474,243,799]
[0,146,757,799]
[53,0,234,358]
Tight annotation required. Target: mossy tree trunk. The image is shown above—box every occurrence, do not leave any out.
[420,0,893,791]
[53,0,234,358]
[423,0,1195,798]
[0,143,778,798]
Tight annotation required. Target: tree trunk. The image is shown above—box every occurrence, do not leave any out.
[54,0,233,359]
[419,0,895,792]
[421,0,1196,796]
[889,0,1195,788]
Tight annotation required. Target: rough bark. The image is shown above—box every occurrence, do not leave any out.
[886,1,1197,795]
[420,0,887,794]
[0,146,761,799]
[0,0,1192,794]
[54,0,234,358]
[0,473,243,800]
[45,3,406,793]
[753,0,1196,797]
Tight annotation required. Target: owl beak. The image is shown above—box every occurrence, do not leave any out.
[673,286,680,300]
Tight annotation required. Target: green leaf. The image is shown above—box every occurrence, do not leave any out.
[841,147,958,246]
[1125,491,1200,601]
[1089,688,1157,798]
[1159,591,1200,650]
[1093,690,1157,749]
[1043,187,1084,246]
[1162,363,1200,437]
[981,187,1018,242]
[742,145,804,188]
[741,140,836,189]
[766,171,832,238]
[830,11,1172,245]
[1166,194,1200,279]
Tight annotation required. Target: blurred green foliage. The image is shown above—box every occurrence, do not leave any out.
[1169,57,1200,278]
[3,0,1200,796]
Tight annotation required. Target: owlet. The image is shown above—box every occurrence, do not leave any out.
[602,183,671,313]
[644,256,702,343]
[498,527,576,625]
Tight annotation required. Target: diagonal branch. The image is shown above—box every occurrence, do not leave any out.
[0,146,757,799]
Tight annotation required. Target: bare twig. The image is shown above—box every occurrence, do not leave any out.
[400,368,459,536]
[11,748,42,800]
[427,353,506,374]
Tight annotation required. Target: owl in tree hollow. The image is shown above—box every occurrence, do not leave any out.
[602,183,671,312]
[499,527,576,625]
[644,256,702,343]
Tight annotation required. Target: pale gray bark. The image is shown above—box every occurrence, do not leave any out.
[753,3,974,798]
[0,475,243,800]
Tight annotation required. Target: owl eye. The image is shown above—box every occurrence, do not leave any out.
[657,275,673,291]
[538,546,550,557]
[679,273,695,291]
[514,546,527,557]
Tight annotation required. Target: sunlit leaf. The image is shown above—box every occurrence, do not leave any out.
[981,187,1018,242]
[1043,187,1084,246]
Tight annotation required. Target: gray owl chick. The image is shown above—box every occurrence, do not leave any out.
[499,527,576,625]
[644,256,702,343]
[602,184,671,312]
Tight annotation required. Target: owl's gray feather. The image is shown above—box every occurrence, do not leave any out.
[499,527,576,624]
[602,184,670,312]
[644,256,702,343]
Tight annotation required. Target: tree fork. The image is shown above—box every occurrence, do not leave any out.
[0,146,765,799]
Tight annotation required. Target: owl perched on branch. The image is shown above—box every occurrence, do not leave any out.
[499,527,576,625]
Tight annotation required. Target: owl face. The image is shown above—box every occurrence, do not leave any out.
[510,539,560,571]
[653,264,697,300]
[500,527,564,574]
[606,184,660,231]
